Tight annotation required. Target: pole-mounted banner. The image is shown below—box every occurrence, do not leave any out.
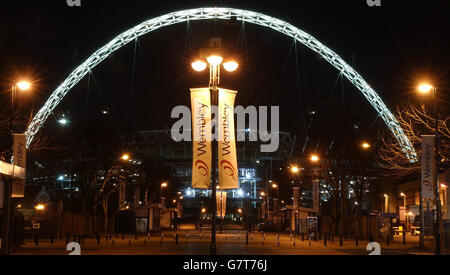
[12,134,27,198]
[421,135,435,200]
[218,88,239,190]
[216,191,227,219]
[190,88,212,189]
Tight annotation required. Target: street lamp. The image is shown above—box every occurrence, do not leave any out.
[35,204,45,211]
[400,192,406,207]
[161,182,168,205]
[417,82,442,254]
[1,80,31,255]
[120,153,130,161]
[361,142,371,149]
[290,165,300,174]
[191,54,239,255]
[310,154,320,163]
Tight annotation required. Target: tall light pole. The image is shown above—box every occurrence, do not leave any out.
[160,182,168,205]
[191,54,238,255]
[1,81,31,255]
[418,83,442,254]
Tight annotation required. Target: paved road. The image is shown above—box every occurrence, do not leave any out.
[11,231,434,255]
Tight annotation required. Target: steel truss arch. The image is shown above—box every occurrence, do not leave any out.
[25,7,417,161]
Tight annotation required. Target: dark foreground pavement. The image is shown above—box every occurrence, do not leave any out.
[11,231,435,255]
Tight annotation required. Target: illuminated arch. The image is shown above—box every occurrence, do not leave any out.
[25,7,417,161]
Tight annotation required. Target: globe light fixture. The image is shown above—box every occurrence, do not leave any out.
[223,61,239,72]
[17,81,31,91]
[191,60,207,72]
[206,55,223,66]
[418,83,433,94]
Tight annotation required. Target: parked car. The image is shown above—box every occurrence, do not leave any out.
[257,221,276,232]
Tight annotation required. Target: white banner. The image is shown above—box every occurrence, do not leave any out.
[421,135,435,200]
[12,134,27,197]
[218,88,239,190]
[191,88,212,189]
[216,191,227,219]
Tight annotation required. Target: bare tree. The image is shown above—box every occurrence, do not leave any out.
[377,104,449,178]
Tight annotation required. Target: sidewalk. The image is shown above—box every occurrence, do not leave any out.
[11,231,436,255]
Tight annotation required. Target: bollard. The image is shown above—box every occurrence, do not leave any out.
[35,234,39,246]
[66,234,69,245]
[129,240,131,246]
[355,237,358,246]
[331,234,334,243]
[402,231,406,245]
[200,233,202,240]
[122,234,125,240]
[277,233,280,247]
[324,234,327,246]
[302,233,304,241]
[50,234,54,244]
[73,235,76,243]
[97,235,100,245]
[293,237,296,247]
[160,233,163,245]
[308,234,311,247]
[290,232,293,242]
[135,234,138,240]
[386,234,390,245]
[246,232,249,246]
[339,235,343,246]
[175,233,178,245]
[112,240,115,247]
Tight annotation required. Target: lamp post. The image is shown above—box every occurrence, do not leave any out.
[418,83,442,254]
[191,55,238,255]
[160,182,168,206]
[1,81,31,255]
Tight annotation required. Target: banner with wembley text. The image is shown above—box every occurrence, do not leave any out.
[421,135,435,200]
[190,88,212,189]
[218,88,239,190]
[12,133,27,197]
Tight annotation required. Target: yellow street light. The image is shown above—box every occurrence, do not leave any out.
[418,83,433,94]
[191,60,207,72]
[161,182,168,188]
[172,199,177,204]
[260,191,266,197]
[16,81,31,91]
[237,208,242,214]
[310,154,320,163]
[223,61,239,72]
[290,166,300,174]
[121,153,130,161]
[272,183,278,189]
[384,194,389,198]
[206,55,223,66]
[400,192,405,197]
[361,142,371,149]
[35,204,45,211]
[202,208,206,213]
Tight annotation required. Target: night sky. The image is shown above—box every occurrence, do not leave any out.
[1,0,449,154]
